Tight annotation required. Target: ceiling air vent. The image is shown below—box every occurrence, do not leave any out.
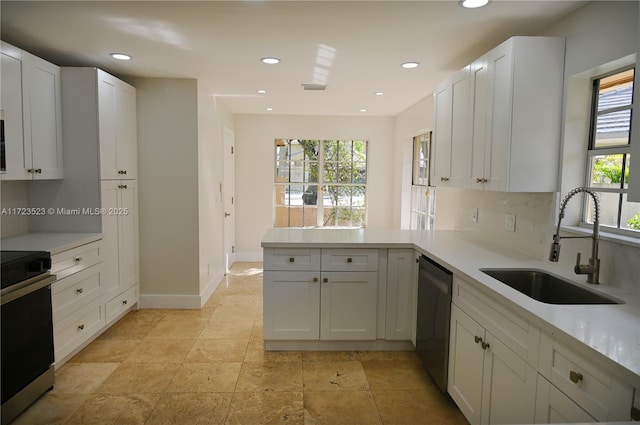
[301,83,327,91]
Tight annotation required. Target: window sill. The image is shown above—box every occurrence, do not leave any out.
[560,225,640,249]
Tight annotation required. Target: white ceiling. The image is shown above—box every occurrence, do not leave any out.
[1,0,586,116]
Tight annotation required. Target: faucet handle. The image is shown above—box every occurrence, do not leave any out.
[574,252,588,274]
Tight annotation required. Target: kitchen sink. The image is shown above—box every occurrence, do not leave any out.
[480,268,622,305]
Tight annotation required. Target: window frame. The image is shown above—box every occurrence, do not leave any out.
[410,132,432,230]
[582,66,637,236]
[274,139,368,228]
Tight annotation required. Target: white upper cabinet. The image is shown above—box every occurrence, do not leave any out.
[431,66,472,187]
[475,37,565,192]
[1,41,63,180]
[98,70,137,180]
[432,36,565,192]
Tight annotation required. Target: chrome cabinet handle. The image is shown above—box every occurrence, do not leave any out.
[569,370,583,384]
[76,288,84,294]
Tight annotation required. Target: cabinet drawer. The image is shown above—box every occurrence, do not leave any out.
[51,241,102,280]
[452,276,539,365]
[106,285,138,324]
[54,297,104,363]
[542,338,633,421]
[321,249,378,271]
[52,264,102,321]
[263,248,321,271]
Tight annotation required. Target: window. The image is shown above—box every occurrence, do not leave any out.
[274,139,367,228]
[584,68,639,233]
[410,132,433,230]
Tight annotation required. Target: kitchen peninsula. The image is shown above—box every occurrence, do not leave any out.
[262,227,640,423]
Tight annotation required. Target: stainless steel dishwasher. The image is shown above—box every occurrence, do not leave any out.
[416,254,453,394]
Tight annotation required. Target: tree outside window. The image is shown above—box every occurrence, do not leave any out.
[274,139,367,228]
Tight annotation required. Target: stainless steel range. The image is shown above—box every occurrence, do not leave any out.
[1,250,55,425]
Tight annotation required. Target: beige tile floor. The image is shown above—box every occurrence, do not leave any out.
[13,262,468,425]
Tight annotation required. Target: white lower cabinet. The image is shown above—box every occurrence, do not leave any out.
[263,248,378,341]
[449,275,636,424]
[535,375,595,423]
[51,241,105,365]
[385,249,417,342]
[537,332,634,421]
[448,304,537,425]
[263,271,320,340]
[320,271,378,340]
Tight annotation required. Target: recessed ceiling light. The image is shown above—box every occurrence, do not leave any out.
[375,92,384,96]
[360,109,368,112]
[459,0,490,8]
[257,89,267,94]
[261,57,280,65]
[110,53,131,61]
[401,62,420,69]
[266,107,274,111]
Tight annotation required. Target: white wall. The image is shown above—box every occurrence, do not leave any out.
[233,114,395,259]
[197,86,233,297]
[393,96,434,229]
[133,78,201,300]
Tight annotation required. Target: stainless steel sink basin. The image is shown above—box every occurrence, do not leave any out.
[480,268,622,305]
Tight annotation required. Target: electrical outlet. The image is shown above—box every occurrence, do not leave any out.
[504,213,516,232]
[471,208,479,223]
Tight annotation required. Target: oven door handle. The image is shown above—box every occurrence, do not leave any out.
[1,274,56,305]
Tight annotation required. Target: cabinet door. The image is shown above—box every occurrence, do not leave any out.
[100,180,120,298]
[115,82,137,179]
[481,332,537,424]
[320,271,377,340]
[117,180,138,289]
[98,71,119,180]
[469,56,488,189]
[431,80,452,186]
[263,271,320,340]
[99,71,137,180]
[385,249,416,341]
[24,52,63,179]
[449,66,471,187]
[483,40,513,192]
[448,305,485,425]
[535,375,595,423]
[1,46,28,180]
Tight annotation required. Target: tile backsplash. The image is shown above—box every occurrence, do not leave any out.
[0,181,30,238]
[433,187,639,291]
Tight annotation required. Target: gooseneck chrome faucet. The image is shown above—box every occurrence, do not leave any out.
[549,187,600,284]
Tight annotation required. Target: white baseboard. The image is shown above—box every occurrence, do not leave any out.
[139,293,202,309]
[139,270,225,309]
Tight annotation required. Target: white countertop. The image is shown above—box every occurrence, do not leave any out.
[262,228,640,386]
[1,232,102,255]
